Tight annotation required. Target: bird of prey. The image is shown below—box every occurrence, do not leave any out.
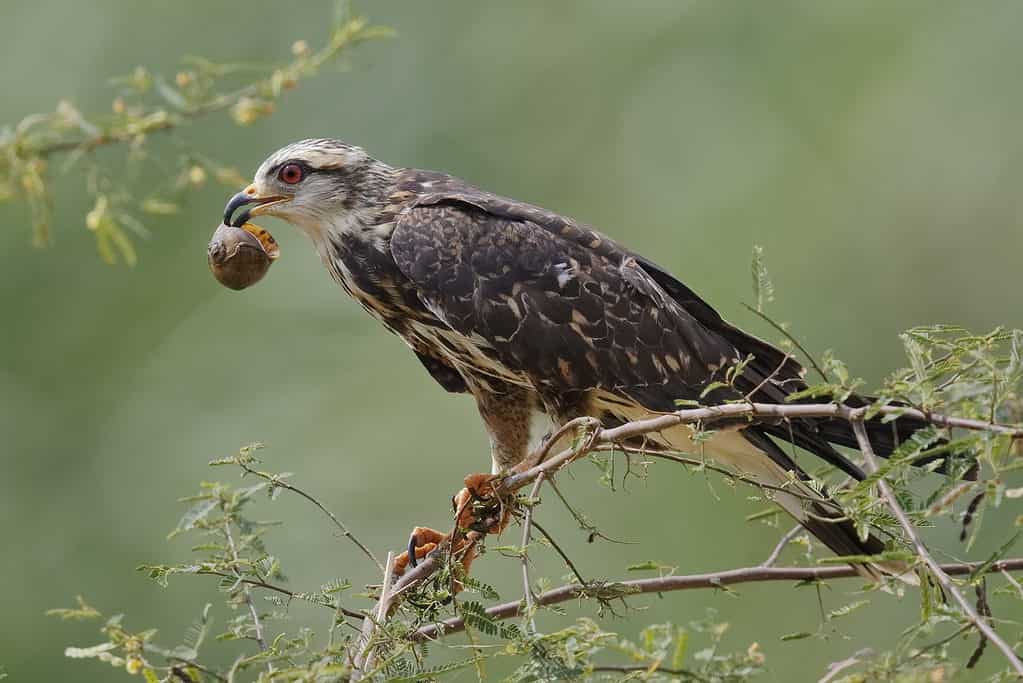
[223,138,929,580]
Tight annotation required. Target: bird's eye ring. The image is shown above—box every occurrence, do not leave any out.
[278,163,305,184]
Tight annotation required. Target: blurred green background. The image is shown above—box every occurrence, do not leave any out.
[3,1,1023,680]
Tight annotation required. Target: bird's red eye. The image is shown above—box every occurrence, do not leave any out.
[278,163,304,184]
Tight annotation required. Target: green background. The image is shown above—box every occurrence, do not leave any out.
[3,1,1022,680]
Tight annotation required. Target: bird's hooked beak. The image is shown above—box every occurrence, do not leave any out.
[223,185,291,227]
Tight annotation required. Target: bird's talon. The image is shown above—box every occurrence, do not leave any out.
[393,526,446,577]
[408,532,419,569]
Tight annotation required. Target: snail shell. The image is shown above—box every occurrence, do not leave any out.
[207,222,280,290]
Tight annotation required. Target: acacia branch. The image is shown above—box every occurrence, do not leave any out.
[414,558,1023,641]
[850,417,1023,675]
[9,14,384,161]
[369,401,1022,646]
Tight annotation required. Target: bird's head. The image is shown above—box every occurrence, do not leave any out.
[223,138,395,241]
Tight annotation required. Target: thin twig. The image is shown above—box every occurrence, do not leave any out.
[198,570,367,621]
[590,664,708,680]
[235,457,383,572]
[851,418,1023,676]
[413,558,1023,641]
[1002,568,1023,600]
[601,445,836,507]
[546,477,631,544]
[222,521,272,673]
[520,474,545,634]
[531,520,588,586]
[352,552,395,680]
[742,303,829,382]
[761,525,803,568]
[524,416,601,469]
[818,649,873,683]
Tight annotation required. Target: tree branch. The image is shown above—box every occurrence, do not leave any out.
[351,552,395,680]
[850,417,1023,675]
[361,401,1022,650]
[414,558,1023,641]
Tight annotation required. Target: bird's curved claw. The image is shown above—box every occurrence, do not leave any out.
[393,526,445,576]
[392,474,513,592]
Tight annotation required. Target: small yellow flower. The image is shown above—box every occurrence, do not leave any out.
[747,641,765,665]
[291,39,309,57]
[215,167,248,187]
[125,656,143,675]
[85,195,108,231]
[112,97,126,114]
[188,165,207,186]
[231,97,274,126]
[175,71,193,88]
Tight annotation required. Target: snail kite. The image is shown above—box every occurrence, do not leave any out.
[224,138,929,580]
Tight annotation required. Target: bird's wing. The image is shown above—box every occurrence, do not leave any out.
[392,178,796,400]
[391,198,739,403]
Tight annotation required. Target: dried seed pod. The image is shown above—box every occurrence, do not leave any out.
[207,222,279,290]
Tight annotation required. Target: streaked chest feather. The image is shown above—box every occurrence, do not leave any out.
[318,224,530,392]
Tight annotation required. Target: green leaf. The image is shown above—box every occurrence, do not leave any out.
[169,498,218,539]
[64,642,116,659]
[970,531,1020,583]
[141,198,180,215]
[780,631,814,641]
[751,244,775,313]
[671,630,689,670]
[826,600,870,620]
[46,596,101,621]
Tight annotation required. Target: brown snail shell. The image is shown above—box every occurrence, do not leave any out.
[207,222,279,290]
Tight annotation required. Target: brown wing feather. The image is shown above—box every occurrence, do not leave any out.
[391,200,737,406]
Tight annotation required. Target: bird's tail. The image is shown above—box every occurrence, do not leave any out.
[688,429,915,583]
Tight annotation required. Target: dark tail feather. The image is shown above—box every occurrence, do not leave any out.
[813,397,932,457]
[744,429,909,582]
[800,504,887,581]
[813,396,961,474]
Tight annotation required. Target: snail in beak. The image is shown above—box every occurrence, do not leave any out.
[207,222,279,290]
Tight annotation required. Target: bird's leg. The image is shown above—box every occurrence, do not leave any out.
[392,385,529,586]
